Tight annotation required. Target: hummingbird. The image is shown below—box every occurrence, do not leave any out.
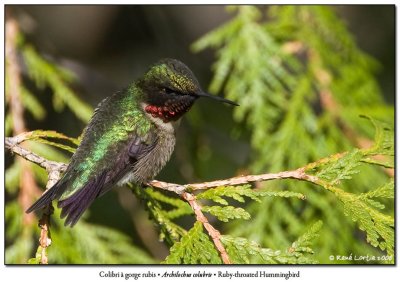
[26,58,238,227]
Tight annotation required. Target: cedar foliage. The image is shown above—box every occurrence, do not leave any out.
[192,6,393,263]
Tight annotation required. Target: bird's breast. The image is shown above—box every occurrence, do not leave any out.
[127,131,176,185]
[116,106,179,185]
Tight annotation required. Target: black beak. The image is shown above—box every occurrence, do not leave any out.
[196,91,239,106]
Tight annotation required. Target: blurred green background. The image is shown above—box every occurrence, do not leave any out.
[5,5,394,264]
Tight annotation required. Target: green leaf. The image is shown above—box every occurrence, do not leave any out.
[202,206,250,222]
[164,222,222,264]
[289,221,323,256]
[5,162,21,194]
[360,115,394,156]
[21,44,93,122]
[5,113,13,136]
[27,246,45,264]
[27,141,70,163]
[145,189,190,209]
[130,185,187,245]
[196,185,261,205]
[361,157,394,169]
[5,233,34,264]
[222,221,321,264]
[259,190,306,200]
[221,235,281,264]
[20,86,46,120]
[27,130,81,145]
[21,130,80,153]
[5,202,23,241]
[316,150,363,184]
[145,189,193,219]
[329,185,394,259]
[49,209,156,264]
[359,180,394,199]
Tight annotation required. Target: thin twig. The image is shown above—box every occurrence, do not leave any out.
[5,135,65,264]
[148,169,314,193]
[181,192,231,264]
[37,166,62,264]
[38,204,54,264]
[5,136,68,173]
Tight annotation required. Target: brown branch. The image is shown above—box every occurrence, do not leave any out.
[181,192,231,264]
[37,166,62,264]
[38,204,54,264]
[5,136,68,173]
[148,169,313,193]
[5,135,65,264]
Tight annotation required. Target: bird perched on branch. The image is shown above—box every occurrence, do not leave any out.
[27,58,238,226]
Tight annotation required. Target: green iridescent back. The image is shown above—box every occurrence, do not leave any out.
[60,84,152,200]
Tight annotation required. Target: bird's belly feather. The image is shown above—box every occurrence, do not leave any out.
[119,129,176,185]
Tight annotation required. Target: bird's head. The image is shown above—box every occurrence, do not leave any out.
[137,58,238,122]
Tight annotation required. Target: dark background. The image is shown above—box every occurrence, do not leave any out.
[15,5,394,103]
[8,5,395,259]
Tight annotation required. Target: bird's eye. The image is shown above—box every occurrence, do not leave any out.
[164,88,175,95]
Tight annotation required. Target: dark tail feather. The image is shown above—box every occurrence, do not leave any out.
[58,173,107,227]
[26,181,66,213]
